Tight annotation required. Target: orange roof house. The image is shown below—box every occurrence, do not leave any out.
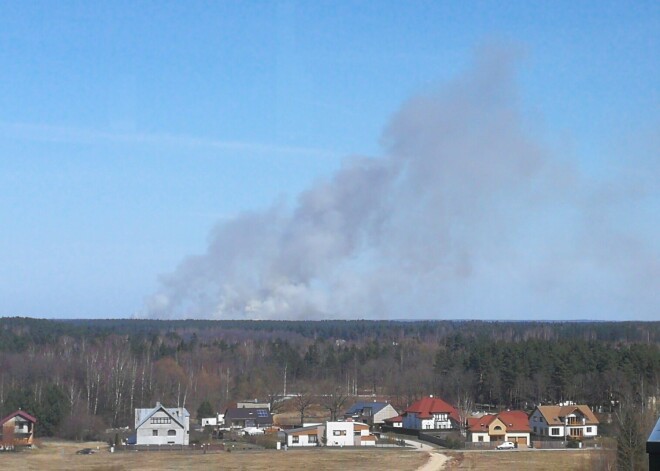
[467,410,531,446]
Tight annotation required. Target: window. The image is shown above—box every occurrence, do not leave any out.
[478,436,483,442]
[309,435,317,443]
[586,427,592,433]
[333,430,346,436]
[151,417,171,424]
[168,430,176,436]
[551,427,560,436]
[292,435,299,443]
[152,430,158,436]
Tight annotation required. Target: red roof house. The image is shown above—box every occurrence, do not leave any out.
[1,410,37,447]
[401,396,459,430]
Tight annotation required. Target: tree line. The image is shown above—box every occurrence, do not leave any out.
[0,317,658,442]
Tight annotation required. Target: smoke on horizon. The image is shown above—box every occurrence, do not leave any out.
[145,48,659,321]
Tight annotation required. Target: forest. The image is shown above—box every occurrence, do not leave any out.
[0,317,658,440]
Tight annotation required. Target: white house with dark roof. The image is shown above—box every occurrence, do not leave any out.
[135,402,190,446]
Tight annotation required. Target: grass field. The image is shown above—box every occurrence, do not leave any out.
[2,440,617,471]
[445,448,616,470]
[1,440,427,471]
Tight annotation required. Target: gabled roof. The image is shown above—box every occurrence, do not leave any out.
[284,424,323,435]
[136,404,189,429]
[224,407,273,425]
[497,411,531,433]
[404,396,459,421]
[467,411,530,434]
[345,402,390,415]
[535,405,599,426]
[384,415,403,423]
[0,410,37,426]
[467,414,497,433]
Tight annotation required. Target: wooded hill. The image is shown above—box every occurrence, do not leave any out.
[0,317,658,440]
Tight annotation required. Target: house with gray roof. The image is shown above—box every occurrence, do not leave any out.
[134,402,190,446]
[344,401,398,425]
[224,407,273,429]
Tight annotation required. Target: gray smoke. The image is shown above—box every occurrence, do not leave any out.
[145,48,659,320]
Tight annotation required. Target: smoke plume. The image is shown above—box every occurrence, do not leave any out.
[145,48,659,320]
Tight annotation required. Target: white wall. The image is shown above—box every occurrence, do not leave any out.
[136,409,189,446]
[326,422,354,447]
[373,404,399,424]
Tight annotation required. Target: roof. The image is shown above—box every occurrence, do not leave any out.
[404,396,459,422]
[345,402,390,415]
[467,411,530,434]
[136,404,189,429]
[384,415,403,423]
[224,407,273,425]
[497,411,531,433]
[467,414,497,432]
[535,405,599,425]
[284,425,323,435]
[0,410,37,426]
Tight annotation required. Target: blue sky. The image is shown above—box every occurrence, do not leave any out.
[0,1,658,319]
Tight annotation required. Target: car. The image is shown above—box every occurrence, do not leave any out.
[75,448,96,455]
[496,441,516,450]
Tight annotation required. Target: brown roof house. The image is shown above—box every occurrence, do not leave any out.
[529,403,599,440]
[1,410,37,448]
[467,410,531,447]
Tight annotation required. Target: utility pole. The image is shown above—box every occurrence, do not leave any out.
[283,363,287,397]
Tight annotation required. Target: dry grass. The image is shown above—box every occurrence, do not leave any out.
[1,439,428,471]
[445,448,616,470]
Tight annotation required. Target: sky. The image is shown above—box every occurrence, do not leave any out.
[0,1,658,320]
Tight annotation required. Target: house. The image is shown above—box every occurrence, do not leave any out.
[401,396,459,430]
[529,404,599,440]
[384,415,403,428]
[344,401,399,425]
[467,410,531,446]
[200,413,224,428]
[236,400,271,410]
[224,407,273,429]
[134,402,190,446]
[284,424,324,447]
[0,410,37,447]
[326,420,376,446]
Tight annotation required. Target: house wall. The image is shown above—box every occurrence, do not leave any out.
[506,432,530,445]
[373,404,399,424]
[470,432,490,443]
[136,410,189,446]
[1,417,35,446]
[403,412,444,430]
[287,432,319,446]
[201,417,217,427]
[529,410,550,436]
[326,422,354,447]
[488,418,507,438]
